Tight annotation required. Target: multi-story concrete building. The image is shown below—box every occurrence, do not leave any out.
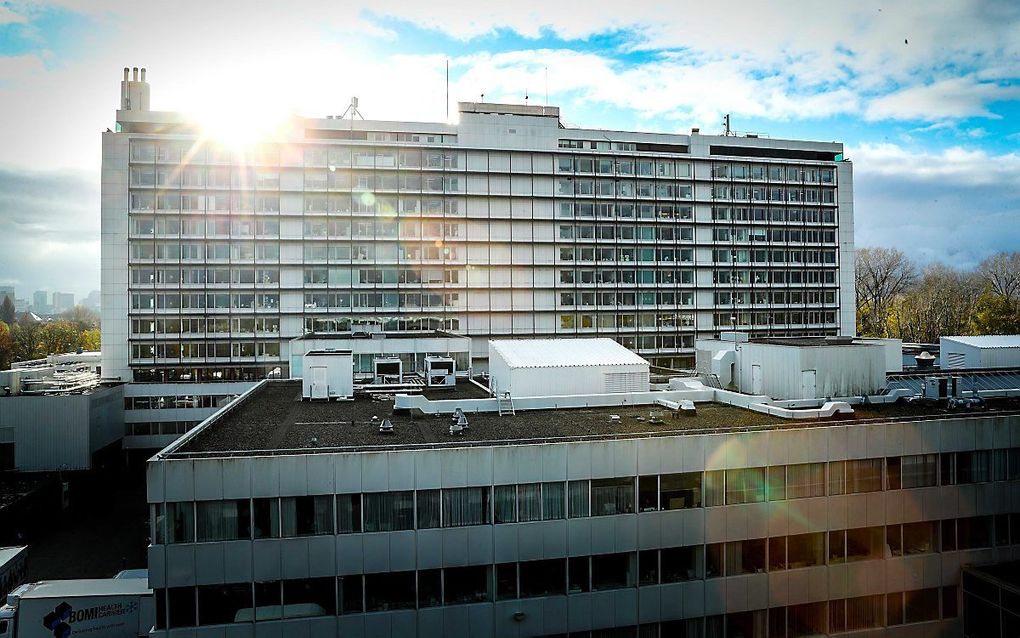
[102,68,854,445]
[145,371,1020,638]
[52,291,75,314]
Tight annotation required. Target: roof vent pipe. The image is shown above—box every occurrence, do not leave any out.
[132,67,138,81]
[141,68,146,82]
[123,67,129,81]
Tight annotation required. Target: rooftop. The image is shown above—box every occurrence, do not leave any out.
[942,335,1020,349]
[163,379,1015,458]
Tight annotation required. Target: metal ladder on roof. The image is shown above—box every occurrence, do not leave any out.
[497,392,515,416]
[700,374,723,389]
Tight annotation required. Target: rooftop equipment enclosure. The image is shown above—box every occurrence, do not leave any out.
[301,350,353,400]
[940,335,1020,369]
[488,338,649,398]
[736,341,886,400]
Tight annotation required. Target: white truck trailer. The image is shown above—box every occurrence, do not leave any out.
[0,577,151,638]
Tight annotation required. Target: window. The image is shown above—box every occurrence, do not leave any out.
[726,467,765,504]
[167,587,196,628]
[660,472,702,509]
[662,545,701,582]
[254,581,281,620]
[787,532,825,568]
[252,499,280,539]
[704,470,725,507]
[638,476,658,512]
[638,550,658,586]
[494,485,516,524]
[282,577,335,617]
[443,487,491,527]
[280,496,333,537]
[339,576,363,614]
[568,480,589,517]
[904,588,940,624]
[591,552,634,590]
[726,538,767,575]
[166,502,195,544]
[444,565,491,605]
[520,559,566,598]
[416,490,440,529]
[518,483,542,522]
[705,543,724,578]
[197,583,251,625]
[542,482,566,520]
[568,557,590,593]
[363,491,414,532]
[786,463,825,499]
[365,571,415,611]
[591,477,635,516]
[196,500,251,542]
[336,494,361,534]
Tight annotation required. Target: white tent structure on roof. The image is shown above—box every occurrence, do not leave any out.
[488,338,650,398]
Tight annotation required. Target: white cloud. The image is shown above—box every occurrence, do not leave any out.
[850,142,1020,267]
[0,5,27,24]
[865,77,1020,121]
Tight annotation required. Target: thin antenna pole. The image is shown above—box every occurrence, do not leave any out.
[446,59,449,120]
[545,66,549,105]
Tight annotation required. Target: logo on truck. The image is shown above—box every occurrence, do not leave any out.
[42,602,72,638]
[42,600,137,637]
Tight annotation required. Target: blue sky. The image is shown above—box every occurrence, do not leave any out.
[0,0,1018,300]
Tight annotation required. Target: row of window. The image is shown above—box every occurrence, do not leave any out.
[130,242,280,261]
[131,365,287,384]
[713,311,838,328]
[129,143,459,168]
[711,207,837,224]
[127,421,200,436]
[131,317,279,336]
[708,185,836,204]
[131,341,280,360]
[153,571,948,634]
[542,589,954,638]
[713,291,837,306]
[131,266,279,285]
[124,395,236,410]
[131,292,279,311]
[713,269,838,285]
[151,451,1020,543]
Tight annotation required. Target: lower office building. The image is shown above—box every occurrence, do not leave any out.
[146,376,1020,636]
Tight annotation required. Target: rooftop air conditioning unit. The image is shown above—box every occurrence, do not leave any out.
[374,358,403,385]
[922,376,962,400]
[424,355,456,389]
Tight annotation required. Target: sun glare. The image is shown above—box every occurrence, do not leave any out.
[192,101,293,152]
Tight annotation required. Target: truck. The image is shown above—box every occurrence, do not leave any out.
[0,577,151,638]
[0,548,28,603]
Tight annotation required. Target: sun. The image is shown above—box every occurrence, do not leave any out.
[192,101,294,152]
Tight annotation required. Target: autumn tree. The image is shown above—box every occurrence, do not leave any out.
[11,314,40,362]
[34,321,81,357]
[855,247,916,337]
[0,321,12,370]
[887,264,982,343]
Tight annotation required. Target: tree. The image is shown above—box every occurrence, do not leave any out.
[0,321,12,370]
[887,264,981,343]
[34,320,80,357]
[855,247,917,337]
[0,296,14,326]
[79,328,101,352]
[61,305,100,333]
[11,313,39,362]
[977,252,1020,301]
[972,289,1020,335]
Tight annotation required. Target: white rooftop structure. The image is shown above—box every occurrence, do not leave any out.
[489,338,649,369]
[488,338,650,397]
[941,335,1020,369]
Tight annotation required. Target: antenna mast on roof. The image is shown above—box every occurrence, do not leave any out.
[723,113,732,136]
[340,97,364,121]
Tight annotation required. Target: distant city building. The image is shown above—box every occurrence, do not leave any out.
[32,290,50,315]
[0,286,14,307]
[84,289,102,312]
[13,299,28,314]
[52,292,75,314]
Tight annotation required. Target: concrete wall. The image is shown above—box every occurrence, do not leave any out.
[0,385,123,471]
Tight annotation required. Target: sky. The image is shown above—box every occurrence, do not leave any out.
[0,0,1018,301]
